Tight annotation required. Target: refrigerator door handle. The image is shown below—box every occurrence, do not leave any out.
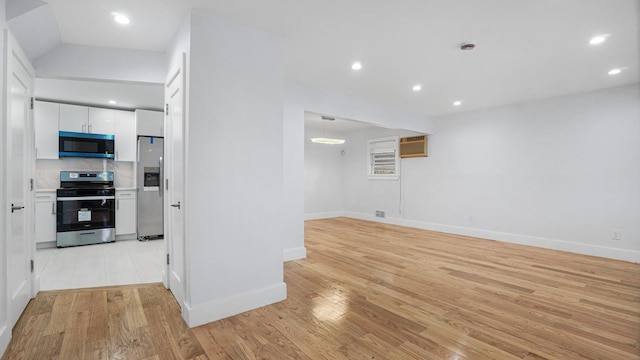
[159,156,164,198]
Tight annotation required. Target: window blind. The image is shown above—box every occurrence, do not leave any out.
[368,138,398,176]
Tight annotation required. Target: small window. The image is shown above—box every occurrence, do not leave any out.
[367,136,399,180]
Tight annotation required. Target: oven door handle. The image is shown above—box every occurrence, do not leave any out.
[57,196,115,201]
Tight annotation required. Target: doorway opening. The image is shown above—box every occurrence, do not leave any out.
[33,78,167,291]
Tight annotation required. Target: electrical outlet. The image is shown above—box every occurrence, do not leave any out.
[37,171,43,179]
[612,229,621,240]
[469,215,474,223]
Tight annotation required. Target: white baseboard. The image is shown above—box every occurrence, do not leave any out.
[0,324,10,359]
[36,241,56,249]
[183,282,287,328]
[33,275,40,295]
[283,246,307,261]
[343,212,404,226]
[343,212,640,263]
[304,211,344,220]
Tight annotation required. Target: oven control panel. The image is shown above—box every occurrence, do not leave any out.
[60,171,114,188]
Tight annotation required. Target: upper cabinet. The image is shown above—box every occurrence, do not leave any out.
[114,111,136,161]
[35,101,137,161]
[59,104,115,135]
[59,104,88,133]
[88,108,115,134]
[136,109,164,137]
[34,101,59,159]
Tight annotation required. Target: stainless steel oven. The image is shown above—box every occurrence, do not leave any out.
[56,171,116,247]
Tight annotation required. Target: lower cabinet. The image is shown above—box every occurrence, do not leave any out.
[34,192,56,244]
[116,190,137,236]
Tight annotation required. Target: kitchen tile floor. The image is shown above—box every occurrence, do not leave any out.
[36,239,165,291]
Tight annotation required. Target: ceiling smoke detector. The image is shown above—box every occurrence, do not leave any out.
[460,42,476,51]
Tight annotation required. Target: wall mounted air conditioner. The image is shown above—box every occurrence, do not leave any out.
[399,135,427,158]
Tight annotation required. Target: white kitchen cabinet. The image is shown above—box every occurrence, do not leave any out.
[34,101,59,159]
[59,103,88,133]
[136,109,164,137]
[34,192,56,244]
[88,107,115,134]
[59,104,115,134]
[115,110,136,161]
[116,190,137,236]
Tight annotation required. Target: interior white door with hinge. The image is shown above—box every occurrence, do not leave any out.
[4,31,35,327]
[164,54,187,310]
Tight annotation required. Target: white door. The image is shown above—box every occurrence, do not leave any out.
[164,55,186,309]
[5,32,35,326]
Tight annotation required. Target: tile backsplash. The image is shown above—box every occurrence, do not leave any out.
[36,158,135,189]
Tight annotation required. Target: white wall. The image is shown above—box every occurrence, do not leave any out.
[342,84,640,262]
[304,127,345,219]
[176,11,286,327]
[0,0,9,354]
[283,81,434,261]
[342,127,422,220]
[304,125,422,221]
[33,44,166,84]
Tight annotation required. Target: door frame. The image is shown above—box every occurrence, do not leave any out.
[163,53,188,312]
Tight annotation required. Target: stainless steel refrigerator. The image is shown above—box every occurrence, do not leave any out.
[137,136,164,240]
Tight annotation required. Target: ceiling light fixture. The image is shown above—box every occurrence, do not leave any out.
[351,61,362,71]
[108,100,117,105]
[311,137,346,145]
[311,115,346,145]
[412,84,422,92]
[453,100,462,106]
[589,34,608,45]
[112,12,130,25]
[608,68,622,75]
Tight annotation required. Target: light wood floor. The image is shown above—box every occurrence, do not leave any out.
[3,217,640,359]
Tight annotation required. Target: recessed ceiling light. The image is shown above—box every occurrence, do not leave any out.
[589,34,608,45]
[112,12,130,25]
[412,84,422,92]
[108,100,117,105]
[453,100,462,106]
[608,68,622,75]
[351,61,362,71]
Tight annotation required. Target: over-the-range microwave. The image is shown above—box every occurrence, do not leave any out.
[59,131,115,159]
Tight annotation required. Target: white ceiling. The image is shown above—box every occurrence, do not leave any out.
[8,0,640,118]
